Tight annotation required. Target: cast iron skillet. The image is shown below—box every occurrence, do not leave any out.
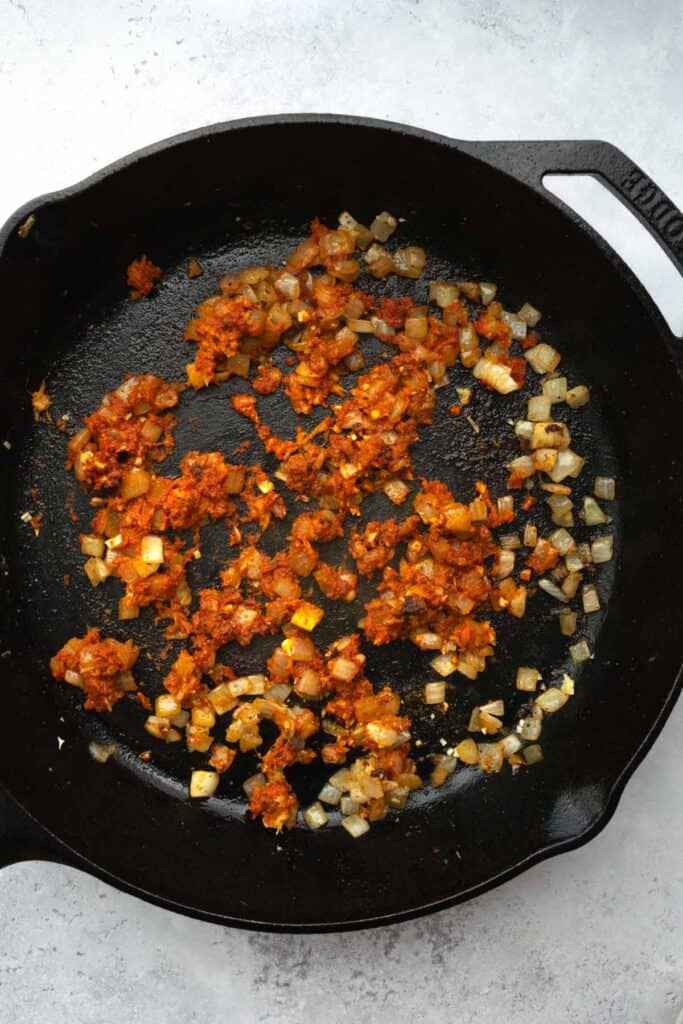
[0,115,681,932]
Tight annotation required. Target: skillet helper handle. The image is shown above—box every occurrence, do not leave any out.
[474,140,683,282]
[0,785,73,869]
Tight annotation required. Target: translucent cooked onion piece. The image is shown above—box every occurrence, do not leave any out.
[594,476,616,501]
[303,801,329,830]
[473,357,521,394]
[429,281,459,308]
[424,681,446,705]
[543,376,567,403]
[190,770,219,799]
[582,584,600,613]
[535,687,568,713]
[479,282,497,305]
[591,535,614,563]
[581,496,607,525]
[516,667,542,692]
[80,534,105,558]
[569,640,592,664]
[565,385,590,408]
[430,653,457,677]
[370,211,398,243]
[318,782,342,806]
[528,395,551,422]
[518,302,542,327]
[341,814,370,838]
[525,344,560,374]
[393,247,426,279]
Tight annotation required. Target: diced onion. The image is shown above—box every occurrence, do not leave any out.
[535,687,568,713]
[542,376,567,403]
[303,801,329,830]
[479,282,497,305]
[575,542,592,565]
[507,455,534,479]
[525,343,561,374]
[582,584,600,613]
[494,549,515,579]
[509,587,527,618]
[393,247,426,279]
[519,712,542,742]
[478,743,504,773]
[88,741,117,763]
[341,814,370,838]
[155,694,181,718]
[329,657,358,682]
[528,395,551,422]
[481,699,504,716]
[548,448,584,482]
[518,302,542,327]
[84,557,110,587]
[550,528,574,555]
[591,535,614,563]
[370,211,398,242]
[516,666,541,692]
[581,496,607,525]
[290,601,324,631]
[514,419,534,441]
[340,796,360,816]
[405,315,428,340]
[318,782,342,806]
[424,681,446,705]
[547,494,574,526]
[594,476,616,501]
[473,357,521,395]
[559,609,578,635]
[523,523,538,547]
[429,281,459,308]
[531,421,571,450]
[564,550,583,572]
[501,312,527,341]
[282,635,315,661]
[364,243,394,279]
[456,738,479,764]
[80,534,105,558]
[561,572,581,598]
[501,733,522,756]
[523,744,543,765]
[430,653,457,677]
[538,578,569,603]
[347,318,374,333]
[121,468,151,500]
[295,668,322,699]
[569,640,592,664]
[499,533,521,550]
[140,535,164,564]
[190,770,219,799]
[266,683,291,703]
[565,385,590,408]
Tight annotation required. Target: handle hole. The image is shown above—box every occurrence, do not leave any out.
[543,173,683,337]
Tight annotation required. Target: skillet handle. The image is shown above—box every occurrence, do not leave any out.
[0,785,74,870]
[469,140,683,281]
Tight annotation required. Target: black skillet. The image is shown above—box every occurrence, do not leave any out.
[0,115,681,932]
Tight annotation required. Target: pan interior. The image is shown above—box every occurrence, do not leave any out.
[8,197,618,819]
[0,121,680,928]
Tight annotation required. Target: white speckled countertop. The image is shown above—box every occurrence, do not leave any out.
[1,2,681,1022]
